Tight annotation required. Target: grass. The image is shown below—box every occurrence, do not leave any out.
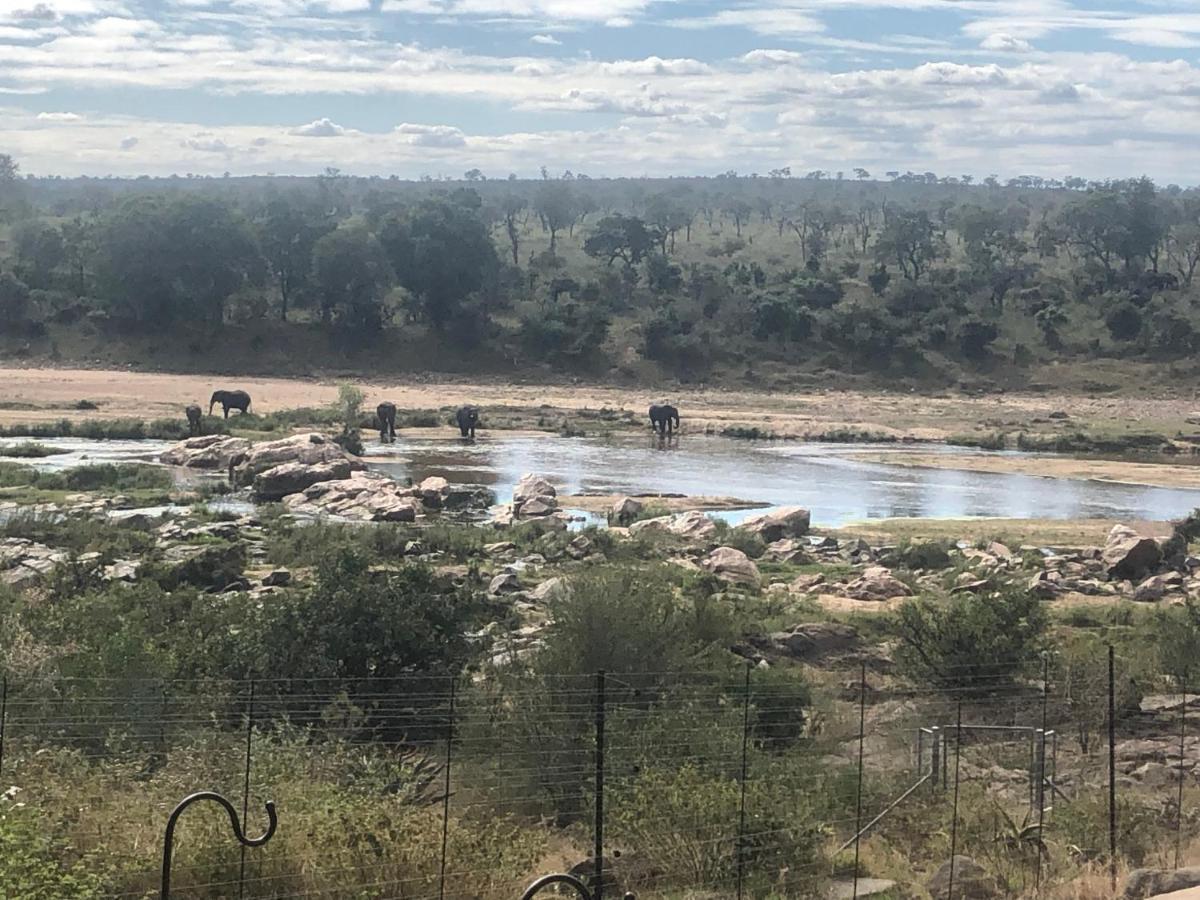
[1016,430,1169,453]
[948,431,1008,450]
[0,442,68,458]
[0,417,223,441]
[0,461,174,494]
[830,516,1129,548]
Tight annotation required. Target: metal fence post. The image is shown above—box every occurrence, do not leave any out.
[1177,675,1187,871]
[736,662,751,900]
[595,670,606,900]
[930,727,940,791]
[1108,644,1117,894]
[237,680,256,900]
[0,675,7,780]
[439,679,456,900]
[853,662,867,900]
[947,700,963,900]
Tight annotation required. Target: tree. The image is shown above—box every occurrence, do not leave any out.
[723,198,753,238]
[311,224,393,330]
[0,152,28,223]
[645,192,692,254]
[534,181,575,253]
[257,194,333,321]
[379,192,499,335]
[584,214,654,268]
[0,272,31,322]
[500,193,527,267]
[1105,299,1143,341]
[874,209,943,281]
[1056,178,1165,281]
[12,221,65,290]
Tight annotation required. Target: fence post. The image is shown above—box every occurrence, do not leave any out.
[0,675,7,780]
[1177,674,1187,871]
[930,727,940,791]
[594,670,606,900]
[853,663,867,900]
[1108,644,1117,895]
[439,679,456,900]
[237,680,256,900]
[737,663,752,900]
[947,700,963,900]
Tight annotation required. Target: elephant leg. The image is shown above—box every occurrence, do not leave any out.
[223,408,230,419]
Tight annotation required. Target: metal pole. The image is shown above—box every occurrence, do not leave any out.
[931,727,940,792]
[237,680,255,900]
[1109,644,1117,895]
[1036,653,1049,890]
[595,670,606,900]
[0,676,7,780]
[737,663,752,900]
[853,662,868,900]
[948,700,963,900]
[439,679,456,900]
[1178,674,1187,871]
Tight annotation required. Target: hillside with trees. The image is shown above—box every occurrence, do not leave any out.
[2,153,1199,390]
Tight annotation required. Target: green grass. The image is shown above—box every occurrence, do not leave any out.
[948,431,1008,450]
[0,418,221,441]
[0,461,174,494]
[0,442,68,458]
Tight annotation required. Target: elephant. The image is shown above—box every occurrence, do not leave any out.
[185,404,203,436]
[377,401,398,443]
[649,403,680,436]
[210,389,252,418]
[456,405,480,439]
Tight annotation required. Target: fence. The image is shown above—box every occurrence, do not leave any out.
[1,648,1198,898]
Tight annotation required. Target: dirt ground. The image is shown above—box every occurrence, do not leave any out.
[3,365,1200,443]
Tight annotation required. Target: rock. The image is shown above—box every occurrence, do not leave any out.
[790,572,826,593]
[766,622,860,661]
[488,507,516,528]
[952,577,992,595]
[517,497,558,518]
[160,542,246,590]
[235,432,363,485]
[1133,574,1172,602]
[701,546,761,586]
[103,560,140,582]
[530,577,570,603]
[488,572,522,595]
[417,476,451,508]
[737,506,811,542]
[986,541,1015,561]
[1029,570,1061,599]
[513,474,557,504]
[262,569,292,587]
[669,510,717,540]
[844,566,912,601]
[282,471,421,522]
[1104,525,1163,581]
[611,496,643,524]
[567,535,593,560]
[255,459,358,501]
[160,435,252,469]
[485,541,517,556]
[1124,868,1200,899]
[629,515,673,536]
[826,878,897,899]
[763,539,811,564]
[0,538,66,590]
[926,856,999,899]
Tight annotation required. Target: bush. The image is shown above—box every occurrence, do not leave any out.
[895,586,1047,694]
[893,539,953,570]
[0,462,172,494]
[1105,300,1143,341]
[0,806,110,898]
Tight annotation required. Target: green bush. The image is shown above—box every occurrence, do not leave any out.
[0,807,111,898]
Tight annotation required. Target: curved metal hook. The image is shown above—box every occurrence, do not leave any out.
[161,790,277,900]
[519,873,635,900]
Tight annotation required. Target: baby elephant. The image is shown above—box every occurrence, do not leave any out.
[456,405,480,439]
[185,404,203,436]
[377,401,397,443]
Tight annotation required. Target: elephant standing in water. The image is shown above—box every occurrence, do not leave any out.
[185,404,203,436]
[649,403,680,436]
[377,402,398,443]
[456,406,480,439]
[210,390,252,418]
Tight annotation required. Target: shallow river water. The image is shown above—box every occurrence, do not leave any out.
[6,433,1200,527]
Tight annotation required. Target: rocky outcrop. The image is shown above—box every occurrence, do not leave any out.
[508,473,560,520]
[255,459,358,501]
[701,546,761,586]
[611,496,643,525]
[1124,868,1200,899]
[736,506,811,542]
[629,511,716,540]
[843,566,913,601]
[926,856,999,899]
[282,471,421,522]
[1104,524,1163,580]
[0,538,66,589]
[160,435,253,469]
[750,622,861,663]
[234,432,363,482]
[159,542,246,590]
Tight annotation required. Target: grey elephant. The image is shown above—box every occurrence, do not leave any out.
[377,401,397,443]
[456,405,479,439]
[185,403,203,436]
[210,389,252,418]
[649,403,680,436]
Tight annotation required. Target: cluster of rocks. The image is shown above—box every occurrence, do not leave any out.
[0,537,67,589]
[489,474,569,529]
[1030,524,1194,603]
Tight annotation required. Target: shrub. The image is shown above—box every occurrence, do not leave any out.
[893,539,953,570]
[1105,300,1143,341]
[0,806,111,898]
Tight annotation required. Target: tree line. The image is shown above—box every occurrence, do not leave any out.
[3,152,1200,380]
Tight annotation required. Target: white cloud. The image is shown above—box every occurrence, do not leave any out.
[119,134,137,149]
[980,33,1033,52]
[530,33,559,45]
[669,8,824,37]
[290,116,346,136]
[184,135,231,153]
[395,122,466,146]
[36,109,79,120]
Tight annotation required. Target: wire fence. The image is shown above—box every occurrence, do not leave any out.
[2,649,1199,898]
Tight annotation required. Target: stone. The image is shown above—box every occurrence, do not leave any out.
[160,542,246,590]
[513,474,557,505]
[763,539,811,564]
[254,459,358,501]
[417,476,450,508]
[234,432,362,485]
[737,506,811,542]
[826,878,897,899]
[760,622,860,662]
[484,541,516,556]
[530,577,570,603]
[629,515,673,536]
[1133,574,1171,602]
[517,497,557,518]
[160,435,253,469]
[790,572,826,593]
[669,510,717,540]
[488,572,522,595]
[844,566,913,601]
[701,546,761,586]
[986,541,1015,561]
[103,560,140,582]
[567,535,593,560]
[282,471,422,522]
[1029,570,1061,599]
[1104,524,1163,581]
[262,569,292,587]
[611,496,643,524]
[926,856,999,899]
[1123,868,1200,899]
[952,577,992,595]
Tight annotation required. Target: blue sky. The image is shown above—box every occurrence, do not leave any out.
[1,0,1199,179]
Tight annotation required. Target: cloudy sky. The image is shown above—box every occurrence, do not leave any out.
[1,0,1199,180]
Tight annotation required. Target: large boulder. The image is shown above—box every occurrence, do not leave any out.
[1104,524,1164,581]
[669,510,717,540]
[254,459,358,501]
[0,538,66,590]
[513,473,557,505]
[737,506,811,542]
[282,470,421,522]
[629,514,673,536]
[702,546,761,586]
[160,435,252,469]
[158,542,246,590]
[611,496,643,525]
[754,622,861,663]
[234,433,363,485]
[1124,868,1200,899]
[844,566,912,601]
[926,856,999,899]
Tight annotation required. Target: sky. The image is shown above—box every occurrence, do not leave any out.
[1,0,1199,180]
